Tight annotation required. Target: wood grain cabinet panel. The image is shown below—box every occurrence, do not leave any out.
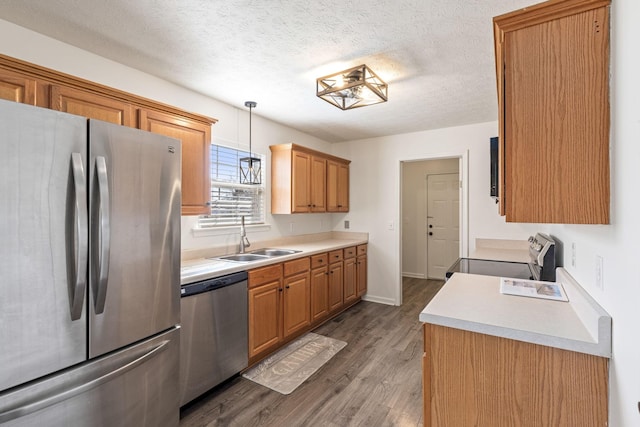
[283,272,311,337]
[356,244,367,296]
[50,85,135,126]
[139,109,211,216]
[343,254,357,305]
[328,260,344,312]
[248,279,282,359]
[423,324,608,427]
[0,68,37,105]
[327,159,349,212]
[310,254,330,323]
[494,0,610,224]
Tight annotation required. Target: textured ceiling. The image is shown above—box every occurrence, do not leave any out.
[0,0,533,142]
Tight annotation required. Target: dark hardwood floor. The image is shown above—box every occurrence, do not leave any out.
[179,277,444,427]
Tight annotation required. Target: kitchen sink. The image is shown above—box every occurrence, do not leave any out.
[216,254,269,262]
[250,248,302,257]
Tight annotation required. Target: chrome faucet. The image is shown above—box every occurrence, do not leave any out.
[239,216,250,253]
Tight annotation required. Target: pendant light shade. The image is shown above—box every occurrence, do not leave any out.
[239,101,261,185]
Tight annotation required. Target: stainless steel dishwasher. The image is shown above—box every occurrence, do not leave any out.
[179,270,248,406]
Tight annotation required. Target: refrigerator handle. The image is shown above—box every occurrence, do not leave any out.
[0,339,170,423]
[93,156,111,314]
[70,153,88,321]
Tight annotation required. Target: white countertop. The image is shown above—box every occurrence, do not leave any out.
[419,268,611,358]
[181,235,368,285]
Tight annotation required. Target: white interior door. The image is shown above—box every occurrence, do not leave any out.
[427,173,460,279]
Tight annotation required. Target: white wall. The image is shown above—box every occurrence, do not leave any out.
[402,158,459,278]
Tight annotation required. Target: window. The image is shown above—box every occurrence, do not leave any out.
[198,144,265,228]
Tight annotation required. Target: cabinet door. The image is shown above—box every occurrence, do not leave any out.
[283,272,311,337]
[310,156,327,212]
[0,68,37,105]
[291,150,311,212]
[139,109,212,215]
[310,265,329,322]
[343,257,357,304]
[50,85,134,126]
[356,254,367,297]
[248,280,282,358]
[327,160,349,212]
[328,262,343,312]
[496,5,610,224]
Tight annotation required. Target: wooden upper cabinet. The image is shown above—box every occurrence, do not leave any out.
[139,109,212,216]
[0,68,37,105]
[50,85,135,126]
[270,143,350,214]
[494,0,610,224]
[327,159,349,212]
[0,54,217,217]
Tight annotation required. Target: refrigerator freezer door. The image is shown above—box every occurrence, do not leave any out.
[0,100,87,391]
[0,327,179,427]
[88,120,181,358]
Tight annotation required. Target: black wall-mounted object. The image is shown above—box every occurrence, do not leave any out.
[490,136,499,199]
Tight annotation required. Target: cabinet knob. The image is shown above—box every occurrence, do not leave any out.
[285,285,290,289]
[279,288,283,292]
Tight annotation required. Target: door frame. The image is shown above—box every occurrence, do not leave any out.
[397,150,469,305]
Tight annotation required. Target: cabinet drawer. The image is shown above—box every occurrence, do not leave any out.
[284,257,310,277]
[329,249,344,263]
[248,264,282,288]
[357,244,367,256]
[344,246,356,259]
[311,253,328,269]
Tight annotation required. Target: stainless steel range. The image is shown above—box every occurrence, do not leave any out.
[446,233,557,282]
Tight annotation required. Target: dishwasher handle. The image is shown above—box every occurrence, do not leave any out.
[181,270,248,298]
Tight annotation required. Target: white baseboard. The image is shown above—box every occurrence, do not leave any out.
[361,294,397,306]
[402,272,426,279]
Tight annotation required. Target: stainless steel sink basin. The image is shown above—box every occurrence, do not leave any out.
[216,254,269,262]
[250,248,302,257]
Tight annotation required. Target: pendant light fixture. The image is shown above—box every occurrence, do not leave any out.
[239,101,261,185]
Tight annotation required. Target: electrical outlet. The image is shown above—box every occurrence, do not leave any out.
[595,255,604,290]
[571,242,576,267]
[387,221,394,231]
[344,220,350,229]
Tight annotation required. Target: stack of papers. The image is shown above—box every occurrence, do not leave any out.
[500,277,568,302]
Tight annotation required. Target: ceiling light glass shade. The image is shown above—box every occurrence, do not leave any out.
[316,64,388,110]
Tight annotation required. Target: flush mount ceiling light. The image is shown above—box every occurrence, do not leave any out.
[316,64,388,110]
[240,101,261,185]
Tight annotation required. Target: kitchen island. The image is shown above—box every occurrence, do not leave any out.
[420,268,611,426]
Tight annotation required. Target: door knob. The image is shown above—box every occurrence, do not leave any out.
[429,232,433,236]
[428,224,433,228]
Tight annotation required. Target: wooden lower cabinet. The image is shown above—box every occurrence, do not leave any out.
[248,248,367,366]
[310,254,329,323]
[328,260,344,312]
[282,256,311,338]
[423,324,609,427]
[248,265,283,359]
[356,244,367,296]
[343,249,358,305]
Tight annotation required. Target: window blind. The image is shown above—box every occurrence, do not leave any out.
[198,144,265,228]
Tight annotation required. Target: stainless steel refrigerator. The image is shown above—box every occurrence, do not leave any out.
[0,99,181,426]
